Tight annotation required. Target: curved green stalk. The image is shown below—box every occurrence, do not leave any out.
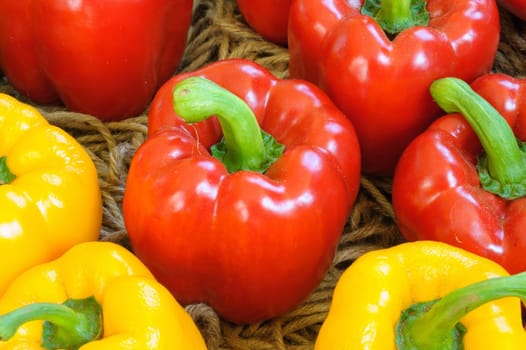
[172,76,284,173]
[397,271,526,349]
[430,77,526,199]
[0,297,102,350]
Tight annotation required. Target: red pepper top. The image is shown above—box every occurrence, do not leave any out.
[393,74,526,274]
[123,59,361,324]
[288,0,500,175]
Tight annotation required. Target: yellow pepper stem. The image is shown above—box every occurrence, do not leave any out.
[396,271,526,349]
[0,156,15,184]
[0,297,102,350]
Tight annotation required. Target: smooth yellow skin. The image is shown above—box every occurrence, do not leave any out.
[0,241,208,349]
[0,93,102,295]
[315,240,526,350]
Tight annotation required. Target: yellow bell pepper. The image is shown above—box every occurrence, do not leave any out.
[0,241,208,349]
[315,240,526,350]
[0,93,102,295]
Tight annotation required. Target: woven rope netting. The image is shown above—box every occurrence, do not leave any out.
[1,1,525,349]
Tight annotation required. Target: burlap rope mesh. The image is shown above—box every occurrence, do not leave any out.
[1,1,525,349]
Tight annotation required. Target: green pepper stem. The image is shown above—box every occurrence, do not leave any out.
[0,156,15,185]
[430,77,526,199]
[361,0,430,36]
[398,271,526,349]
[172,76,284,173]
[0,297,101,350]
[378,0,413,26]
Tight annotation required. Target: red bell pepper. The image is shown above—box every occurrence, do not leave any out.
[236,0,291,45]
[122,59,361,324]
[498,0,526,20]
[392,74,526,274]
[288,0,500,175]
[0,0,193,121]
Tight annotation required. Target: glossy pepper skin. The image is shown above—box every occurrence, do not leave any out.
[0,0,193,121]
[393,74,526,274]
[288,0,500,175]
[0,241,208,349]
[315,240,526,349]
[498,0,526,20]
[237,0,291,45]
[123,59,361,324]
[0,93,101,295]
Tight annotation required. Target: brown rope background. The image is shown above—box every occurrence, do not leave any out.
[1,1,525,349]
